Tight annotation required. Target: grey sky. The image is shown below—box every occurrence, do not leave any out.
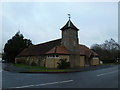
[1,2,118,52]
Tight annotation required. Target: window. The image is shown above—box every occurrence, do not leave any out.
[52,55,55,57]
[47,54,59,58]
[47,55,52,58]
[56,55,59,57]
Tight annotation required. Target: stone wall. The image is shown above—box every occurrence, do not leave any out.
[15,56,46,67]
[61,28,79,50]
[80,56,85,67]
[16,55,70,68]
[45,55,69,68]
[90,57,100,66]
[15,55,99,68]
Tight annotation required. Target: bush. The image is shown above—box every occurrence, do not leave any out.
[102,60,116,63]
[17,60,22,64]
[31,61,37,66]
[57,59,70,69]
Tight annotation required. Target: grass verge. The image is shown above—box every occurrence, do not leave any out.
[14,64,72,72]
[28,69,70,72]
[14,64,47,69]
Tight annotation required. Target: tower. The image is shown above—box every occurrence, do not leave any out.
[60,14,79,50]
[60,14,80,68]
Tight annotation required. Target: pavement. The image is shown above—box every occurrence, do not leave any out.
[2,64,119,89]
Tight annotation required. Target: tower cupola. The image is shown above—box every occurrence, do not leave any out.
[60,14,79,50]
[60,15,79,31]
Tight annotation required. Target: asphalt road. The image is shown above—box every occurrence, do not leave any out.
[2,64,119,89]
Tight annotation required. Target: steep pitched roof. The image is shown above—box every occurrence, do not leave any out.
[60,19,79,30]
[17,39,61,57]
[46,46,70,55]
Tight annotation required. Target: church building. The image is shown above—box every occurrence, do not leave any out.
[15,16,100,68]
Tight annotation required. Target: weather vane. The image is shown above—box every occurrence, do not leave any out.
[68,14,71,19]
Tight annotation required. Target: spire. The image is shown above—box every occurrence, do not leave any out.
[60,14,79,31]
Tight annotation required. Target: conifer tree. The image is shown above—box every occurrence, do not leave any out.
[3,31,32,63]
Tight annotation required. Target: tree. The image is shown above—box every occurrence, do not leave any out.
[3,31,32,63]
[91,38,120,63]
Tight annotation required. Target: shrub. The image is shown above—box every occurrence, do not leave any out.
[57,58,70,69]
[31,61,37,66]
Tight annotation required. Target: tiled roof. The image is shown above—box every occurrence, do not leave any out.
[60,19,79,30]
[79,45,99,57]
[17,39,61,57]
[17,39,99,57]
[46,46,70,55]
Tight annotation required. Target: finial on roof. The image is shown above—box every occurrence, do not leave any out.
[68,14,71,20]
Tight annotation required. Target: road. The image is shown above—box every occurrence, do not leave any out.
[2,64,119,89]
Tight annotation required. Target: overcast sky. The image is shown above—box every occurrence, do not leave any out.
[1,2,118,53]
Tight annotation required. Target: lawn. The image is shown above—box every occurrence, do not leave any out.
[14,64,47,69]
[14,64,71,72]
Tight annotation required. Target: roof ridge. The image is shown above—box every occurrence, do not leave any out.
[34,38,61,46]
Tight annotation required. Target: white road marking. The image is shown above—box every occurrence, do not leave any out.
[97,70,118,77]
[10,80,74,88]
